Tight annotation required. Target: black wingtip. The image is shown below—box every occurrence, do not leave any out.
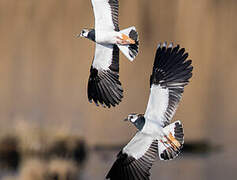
[106,140,158,180]
[150,42,193,88]
[87,67,123,108]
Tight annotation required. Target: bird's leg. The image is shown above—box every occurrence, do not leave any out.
[164,135,180,151]
[160,139,169,148]
[116,36,130,45]
[160,139,174,153]
[168,133,181,148]
[116,34,135,45]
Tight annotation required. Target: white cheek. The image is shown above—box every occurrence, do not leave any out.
[131,118,136,123]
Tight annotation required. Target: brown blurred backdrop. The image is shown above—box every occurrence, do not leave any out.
[0,0,237,147]
[1,0,237,180]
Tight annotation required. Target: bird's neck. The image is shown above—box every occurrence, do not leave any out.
[134,115,145,131]
[87,29,95,42]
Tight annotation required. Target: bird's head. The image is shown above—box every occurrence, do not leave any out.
[78,28,95,42]
[79,28,90,38]
[124,113,140,123]
[124,113,145,130]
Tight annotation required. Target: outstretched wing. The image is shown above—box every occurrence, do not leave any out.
[106,132,158,180]
[91,0,119,31]
[88,43,123,108]
[144,42,193,127]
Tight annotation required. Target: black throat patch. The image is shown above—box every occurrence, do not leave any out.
[134,115,145,131]
[87,29,95,42]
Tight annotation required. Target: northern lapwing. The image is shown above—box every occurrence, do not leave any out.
[106,42,193,180]
[80,0,139,108]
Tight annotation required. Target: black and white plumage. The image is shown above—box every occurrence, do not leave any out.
[93,0,119,31]
[106,42,193,180]
[80,0,139,108]
[107,133,158,180]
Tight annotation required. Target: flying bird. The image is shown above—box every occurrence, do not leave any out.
[106,42,193,180]
[80,0,139,108]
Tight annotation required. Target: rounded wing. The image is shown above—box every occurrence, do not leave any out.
[144,42,193,127]
[88,43,123,108]
[91,0,119,31]
[106,132,158,180]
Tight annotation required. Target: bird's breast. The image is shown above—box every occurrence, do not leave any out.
[141,120,163,138]
[95,30,119,44]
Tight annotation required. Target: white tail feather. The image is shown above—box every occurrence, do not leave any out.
[117,45,134,61]
[158,121,184,160]
[117,26,139,62]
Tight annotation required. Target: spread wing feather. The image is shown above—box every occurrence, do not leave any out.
[88,43,123,107]
[106,132,158,180]
[91,0,119,31]
[144,42,193,127]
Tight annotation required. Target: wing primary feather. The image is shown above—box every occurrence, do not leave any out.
[132,162,148,180]
[107,135,158,180]
[102,74,123,100]
[135,161,150,177]
[126,166,135,180]
[97,82,111,107]
[121,166,128,179]
[100,80,117,106]
[129,162,144,180]
[101,79,120,104]
[146,42,193,126]
[128,164,139,179]
[94,81,105,107]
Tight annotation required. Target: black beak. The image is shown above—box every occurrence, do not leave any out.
[124,118,129,121]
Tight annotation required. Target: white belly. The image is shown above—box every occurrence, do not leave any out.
[141,120,164,139]
[95,30,120,44]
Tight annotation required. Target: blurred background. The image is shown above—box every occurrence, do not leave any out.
[0,0,237,179]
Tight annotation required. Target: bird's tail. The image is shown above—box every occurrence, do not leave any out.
[117,26,139,61]
[158,121,184,160]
